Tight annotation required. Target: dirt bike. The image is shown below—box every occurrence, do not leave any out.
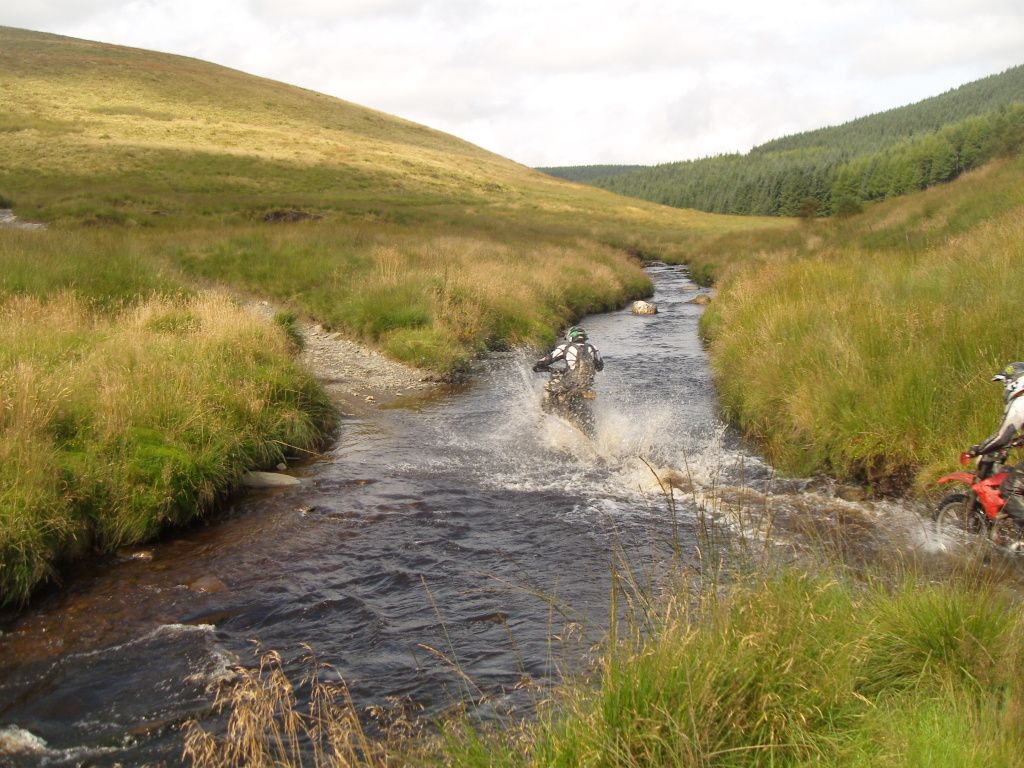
[538,369,597,437]
[933,437,1024,549]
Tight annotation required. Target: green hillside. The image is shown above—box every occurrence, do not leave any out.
[0,26,783,362]
[542,64,1024,216]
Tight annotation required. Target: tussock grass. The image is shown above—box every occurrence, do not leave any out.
[434,570,1024,768]
[183,649,401,768]
[0,292,333,606]
[185,568,1024,768]
[699,156,1024,493]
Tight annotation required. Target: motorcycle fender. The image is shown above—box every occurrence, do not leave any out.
[937,472,976,486]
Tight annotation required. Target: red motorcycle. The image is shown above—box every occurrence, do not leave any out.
[933,438,1024,549]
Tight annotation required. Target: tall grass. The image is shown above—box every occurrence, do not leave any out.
[699,157,1024,493]
[178,227,651,371]
[433,569,1024,768]
[0,292,334,606]
[182,565,1024,768]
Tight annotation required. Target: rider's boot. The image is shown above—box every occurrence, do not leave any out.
[1003,493,1024,521]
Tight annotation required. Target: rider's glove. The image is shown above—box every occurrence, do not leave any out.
[968,445,982,457]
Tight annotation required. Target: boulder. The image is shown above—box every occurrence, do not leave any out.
[242,471,301,488]
[631,300,658,315]
[115,548,155,562]
[688,294,712,306]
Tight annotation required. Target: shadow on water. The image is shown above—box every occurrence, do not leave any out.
[0,264,1010,765]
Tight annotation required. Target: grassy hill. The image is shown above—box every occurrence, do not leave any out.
[541,64,1024,217]
[0,26,784,365]
[0,27,783,606]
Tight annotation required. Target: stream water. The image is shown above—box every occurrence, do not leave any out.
[0,264,936,766]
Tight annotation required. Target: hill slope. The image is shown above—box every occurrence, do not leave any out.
[541,64,1024,216]
[0,26,785,357]
[0,25,771,231]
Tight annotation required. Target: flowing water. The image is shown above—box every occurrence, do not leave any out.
[0,265,935,766]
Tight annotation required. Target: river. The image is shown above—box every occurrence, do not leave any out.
[0,264,933,766]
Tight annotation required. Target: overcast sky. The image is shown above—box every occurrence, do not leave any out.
[4,1,1023,166]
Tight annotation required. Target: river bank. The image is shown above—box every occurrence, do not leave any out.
[679,156,1024,496]
[0,292,336,609]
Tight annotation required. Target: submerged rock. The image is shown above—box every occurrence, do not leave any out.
[688,294,712,305]
[242,471,301,488]
[187,576,229,594]
[115,548,155,562]
[632,300,658,315]
[658,469,694,493]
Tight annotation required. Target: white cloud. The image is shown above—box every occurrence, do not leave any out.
[2,0,1022,166]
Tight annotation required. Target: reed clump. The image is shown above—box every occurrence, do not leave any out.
[183,649,404,768]
[0,292,334,607]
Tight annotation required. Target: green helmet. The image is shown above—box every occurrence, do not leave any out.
[566,326,588,343]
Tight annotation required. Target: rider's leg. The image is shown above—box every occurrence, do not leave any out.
[1001,465,1024,519]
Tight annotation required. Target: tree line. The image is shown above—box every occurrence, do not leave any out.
[542,64,1024,216]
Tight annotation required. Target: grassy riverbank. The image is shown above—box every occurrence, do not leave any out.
[184,562,1024,767]
[440,569,1024,767]
[692,155,1024,494]
[0,291,333,606]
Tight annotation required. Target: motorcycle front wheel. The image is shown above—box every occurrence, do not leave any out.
[933,492,984,537]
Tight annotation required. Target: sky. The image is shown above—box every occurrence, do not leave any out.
[3,1,1024,167]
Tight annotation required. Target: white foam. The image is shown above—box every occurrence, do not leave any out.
[0,725,47,754]
[0,725,121,765]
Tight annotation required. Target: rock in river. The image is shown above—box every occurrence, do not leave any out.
[187,576,229,594]
[632,300,658,315]
[242,471,301,488]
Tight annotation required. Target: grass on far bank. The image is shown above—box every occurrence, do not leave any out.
[183,564,1024,768]
[694,156,1024,494]
[0,291,333,607]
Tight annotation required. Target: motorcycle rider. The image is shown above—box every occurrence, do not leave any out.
[532,325,604,400]
[967,362,1024,519]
